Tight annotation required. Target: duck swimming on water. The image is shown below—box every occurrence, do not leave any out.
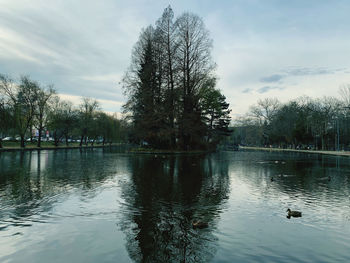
[192,221,208,229]
[286,208,302,218]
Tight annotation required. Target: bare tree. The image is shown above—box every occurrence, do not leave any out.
[339,84,350,107]
[122,8,231,150]
[155,6,178,148]
[0,74,16,147]
[175,12,215,149]
[307,97,341,150]
[249,98,281,125]
[0,74,17,102]
[78,97,100,146]
[0,75,38,147]
[34,85,56,147]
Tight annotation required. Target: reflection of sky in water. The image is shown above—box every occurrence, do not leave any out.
[0,149,350,262]
[29,151,49,173]
[214,151,350,262]
[0,149,132,263]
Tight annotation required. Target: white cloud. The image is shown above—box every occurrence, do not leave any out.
[1,0,350,116]
[59,93,124,113]
[79,74,122,83]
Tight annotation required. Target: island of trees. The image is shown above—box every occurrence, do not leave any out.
[122,6,232,151]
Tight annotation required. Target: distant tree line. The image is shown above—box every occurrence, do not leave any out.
[231,88,350,151]
[123,6,231,150]
[0,74,126,148]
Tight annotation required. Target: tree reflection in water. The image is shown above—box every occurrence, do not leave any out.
[0,148,123,228]
[119,154,230,263]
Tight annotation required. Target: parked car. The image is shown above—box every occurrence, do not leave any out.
[2,137,13,141]
[26,138,38,142]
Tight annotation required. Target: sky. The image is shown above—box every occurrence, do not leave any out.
[1,0,350,118]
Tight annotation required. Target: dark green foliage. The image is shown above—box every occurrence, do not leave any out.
[200,79,232,145]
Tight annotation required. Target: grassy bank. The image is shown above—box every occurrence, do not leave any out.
[240,146,350,157]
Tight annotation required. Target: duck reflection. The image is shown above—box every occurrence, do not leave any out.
[119,154,230,263]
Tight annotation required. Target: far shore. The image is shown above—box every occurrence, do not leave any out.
[0,143,125,152]
[0,144,213,154]
[240,146,350,157]
[128,148,214,155]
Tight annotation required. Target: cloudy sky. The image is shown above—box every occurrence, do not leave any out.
[1,0,350,117]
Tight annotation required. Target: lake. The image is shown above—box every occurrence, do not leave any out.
[0,148,350,262]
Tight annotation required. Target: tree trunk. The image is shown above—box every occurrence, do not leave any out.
[37,126,42,148]
[168,34,176,149]
[321,135,325,150]
[53,131,59,147]
[30,124,33,143]
[79,135,84,147]
[20,135,25,148]
[0,138,2,148]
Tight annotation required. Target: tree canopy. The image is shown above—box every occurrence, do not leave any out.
[123,6,231,150]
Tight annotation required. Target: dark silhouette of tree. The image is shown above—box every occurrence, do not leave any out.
[0,96,12,148]
[155,5,178,148]
[123,7,231,150]
[34,85,55,147]
[200,78,232,146]
[78,97,100,146]
[0,75,39,147]
[175,12,215,150]
[233,95,347,150]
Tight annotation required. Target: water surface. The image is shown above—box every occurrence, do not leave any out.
[0,149,350,262]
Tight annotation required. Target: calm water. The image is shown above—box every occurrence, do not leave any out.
[0,148,350,263]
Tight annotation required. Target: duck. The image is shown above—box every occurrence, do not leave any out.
[192,221,208,229]
[286,208,302,217]
[318,176,331,182]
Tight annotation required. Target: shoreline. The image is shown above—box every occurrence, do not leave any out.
[240,146,350,157]
[0,144,124,152]
[0,144,211,154]
[4,144,348,157]
[128,148,213,155]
